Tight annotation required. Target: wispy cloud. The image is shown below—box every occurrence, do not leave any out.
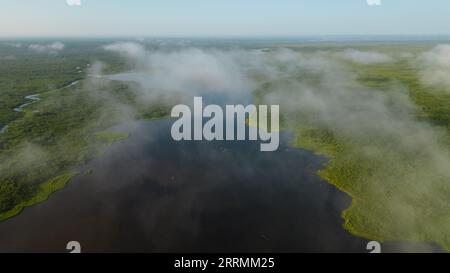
[336,49,394,64]
[66,0,81,6]
[29,42,65,53]
[367,0,382,6]
[418,44,450,91]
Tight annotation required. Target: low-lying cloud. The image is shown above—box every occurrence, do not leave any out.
[29,42,65,53]
[419,44,450,91]
[337,49,394,64]
[103,42,265,95]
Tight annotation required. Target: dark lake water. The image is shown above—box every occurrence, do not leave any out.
[0,118,372,253]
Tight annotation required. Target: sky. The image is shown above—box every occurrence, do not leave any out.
[0,0,449,38]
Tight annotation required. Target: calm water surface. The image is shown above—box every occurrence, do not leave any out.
[0,118,371,252]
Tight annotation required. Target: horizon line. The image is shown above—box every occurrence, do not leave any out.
[1,34,450,40]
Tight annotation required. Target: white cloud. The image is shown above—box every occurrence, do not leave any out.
[419,44,450,91]
[29,42,65,53]
[66,0,81,6]
[103,42,147,60]
[103,42,266,95]
[336,49,394,64]
[367,0,382,6]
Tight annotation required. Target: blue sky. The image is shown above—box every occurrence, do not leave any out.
[0,0,449,37]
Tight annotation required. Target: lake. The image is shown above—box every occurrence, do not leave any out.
[0,73,441,253]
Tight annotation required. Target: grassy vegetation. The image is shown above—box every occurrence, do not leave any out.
[292,122,450,251]
[353,60,450,128]
[94,131,129,146]
[0,171,78,221]
[255,44,450,251]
